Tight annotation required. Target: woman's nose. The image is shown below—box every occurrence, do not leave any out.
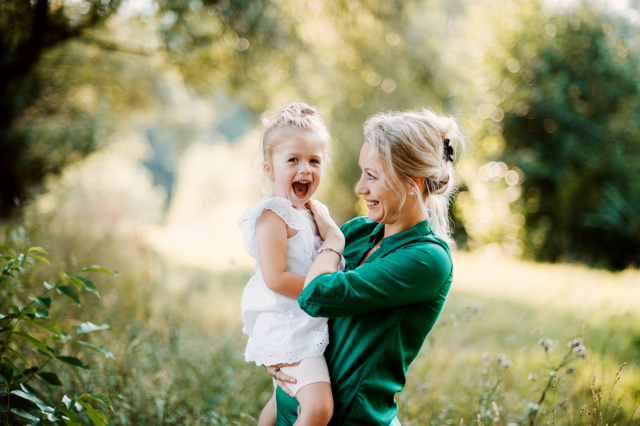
[355,177,366,195]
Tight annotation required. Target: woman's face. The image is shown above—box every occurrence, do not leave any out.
[355,143,405,224]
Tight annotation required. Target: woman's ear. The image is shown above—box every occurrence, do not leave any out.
[411,177,425,192]
[263,162,274,182]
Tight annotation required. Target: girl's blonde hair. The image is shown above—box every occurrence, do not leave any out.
[363,109,464,247]
[260,102,332,165]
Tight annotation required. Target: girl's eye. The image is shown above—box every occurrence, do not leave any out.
[311,159,320,164]
[288,158,298,163]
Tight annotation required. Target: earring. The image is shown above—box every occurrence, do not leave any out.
[409,190,415,196]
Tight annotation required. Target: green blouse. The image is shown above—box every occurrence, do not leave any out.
[276,217,453,426]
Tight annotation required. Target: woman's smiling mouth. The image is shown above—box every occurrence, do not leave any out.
[292,181,310,198]
[365,200,379,209]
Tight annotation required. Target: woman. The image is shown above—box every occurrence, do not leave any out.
[269,109,462,426]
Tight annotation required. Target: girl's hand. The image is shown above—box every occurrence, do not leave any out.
[307,200,345,252]
[265,362,299,398]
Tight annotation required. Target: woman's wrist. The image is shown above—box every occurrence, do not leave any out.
[323,233,345,253]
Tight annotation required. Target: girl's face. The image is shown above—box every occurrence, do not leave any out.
[265,129,326,209]
[355,143,404,223]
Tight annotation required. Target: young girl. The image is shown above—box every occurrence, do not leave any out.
[237,103,343,426]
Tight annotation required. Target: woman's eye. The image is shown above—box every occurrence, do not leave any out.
[368,173,376,180]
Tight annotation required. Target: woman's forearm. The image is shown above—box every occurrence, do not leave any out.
[304,235,344,287]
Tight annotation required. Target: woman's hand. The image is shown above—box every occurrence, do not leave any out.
[265,362,299,398]
[307,200,345,252]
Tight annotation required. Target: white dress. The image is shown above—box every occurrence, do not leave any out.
[237,197,344,366]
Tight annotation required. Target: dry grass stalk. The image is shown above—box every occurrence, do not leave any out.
[628,401,640,426]
[552,409,556,426]
[603,363,627,422]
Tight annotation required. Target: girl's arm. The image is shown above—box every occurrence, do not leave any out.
[256,209,305,299]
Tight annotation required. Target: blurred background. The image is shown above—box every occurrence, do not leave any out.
[1,0,639,424]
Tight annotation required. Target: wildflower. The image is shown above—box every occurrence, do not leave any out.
[566,367,575,374]
[496,353,507,364]
[567,338,583,348]
[538,338,553,353]
[481,352,490,362]
[503,359,513,369]
[573,344,587,359]
[527,373,537,381]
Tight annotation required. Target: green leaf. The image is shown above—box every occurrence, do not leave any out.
[13,332,54,356]
[77,265,119,277]
[76,401,107,426]
[2,355,26,377]
[3,259,16,275]
[76,322,112,335]
[1,360,15,383]
[55,356,90,370]
[18,253,26,266]
[106,393,124,399]
[75,341,115,359]
[29,296,51,309]
[36,309,49,318]
[73,276,99,297]
[23,318,61,336]
[21,307,37,315]
[11,390,49,411]
[28,255,50,265]
[27,247,49,255]
[56,286,81,306]
[11,305,21,314]
[62,395,75,410]
[6,346,31,367]
[64,274,83,291]
[10,408,40,421]
[0,313,19,320]
[0,246,17,259]
[36,371,63,386]
[79,393,113,411]
[43,281,55,290]
[59,406,81,426]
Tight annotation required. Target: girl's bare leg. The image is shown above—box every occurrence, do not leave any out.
[258,389,277,426]
[292,382,333,426]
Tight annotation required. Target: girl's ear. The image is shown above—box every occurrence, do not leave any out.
[263,162,274,181]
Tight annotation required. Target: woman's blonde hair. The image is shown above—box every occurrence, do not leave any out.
[260,102,332,166]
[363,109,464,247]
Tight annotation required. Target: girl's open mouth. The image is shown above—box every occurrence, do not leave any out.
[292,181,310,198]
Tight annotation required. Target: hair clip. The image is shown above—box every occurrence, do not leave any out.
[443,139,454,163]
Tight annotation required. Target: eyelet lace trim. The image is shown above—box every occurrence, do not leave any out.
[237,197,313,259]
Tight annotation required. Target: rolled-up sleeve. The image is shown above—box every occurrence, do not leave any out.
[298,244,452,318]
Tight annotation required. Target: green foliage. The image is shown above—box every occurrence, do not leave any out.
[0,246,121,425]
[484,0,640,269]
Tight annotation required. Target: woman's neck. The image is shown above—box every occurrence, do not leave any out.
[382,203,427,239]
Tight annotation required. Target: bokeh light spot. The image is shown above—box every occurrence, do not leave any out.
[367,72,381,86]
[386,32,400,45]
[381,78,396,93]
[350,94,364,108]
[507,58,520,73]
[543,119,557,133]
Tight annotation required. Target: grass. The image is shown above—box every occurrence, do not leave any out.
[39,252,637,426]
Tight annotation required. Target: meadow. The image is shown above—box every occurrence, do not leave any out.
[33,252,639,426]
[2,135,639,426]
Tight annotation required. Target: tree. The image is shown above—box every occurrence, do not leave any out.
[485,1,640,269]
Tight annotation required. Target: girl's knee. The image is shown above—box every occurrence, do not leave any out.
[301,396,333,425]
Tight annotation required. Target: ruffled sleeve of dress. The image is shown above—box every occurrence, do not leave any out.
[236,197,310,259]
